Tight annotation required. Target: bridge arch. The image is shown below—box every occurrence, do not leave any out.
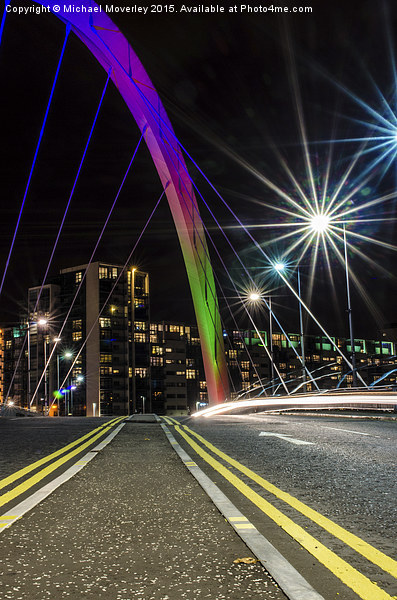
[32,1,229,410]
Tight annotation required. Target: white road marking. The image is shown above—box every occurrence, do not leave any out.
[321,426,378,437]
[259,432,314,446]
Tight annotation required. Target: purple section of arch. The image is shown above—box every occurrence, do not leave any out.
[32,1,229,408]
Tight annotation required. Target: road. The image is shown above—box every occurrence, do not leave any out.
[0,412,396,600]
[166,412,397,600]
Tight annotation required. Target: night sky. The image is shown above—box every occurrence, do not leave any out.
[0,0,396,340]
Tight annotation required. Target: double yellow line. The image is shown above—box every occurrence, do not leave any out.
[166,419,396,600]
[0,416,124,511]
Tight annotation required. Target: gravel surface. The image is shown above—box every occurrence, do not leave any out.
[0,423,286,600]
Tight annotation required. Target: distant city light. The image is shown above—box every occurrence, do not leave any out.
[249,292,261,301]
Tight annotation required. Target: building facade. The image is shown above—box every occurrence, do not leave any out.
[2,263,397,414]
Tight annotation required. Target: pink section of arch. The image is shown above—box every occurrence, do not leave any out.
[32,1,229,408]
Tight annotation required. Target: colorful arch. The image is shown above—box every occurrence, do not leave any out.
[32,1,229,407]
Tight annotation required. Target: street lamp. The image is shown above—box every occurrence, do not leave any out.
[273,262,308,392]
[27,317,48,412]
[343,224,358,387]
[309,213,357,387]
[130,267,137,415]
[57,351,73,415]
[249,291,276,394]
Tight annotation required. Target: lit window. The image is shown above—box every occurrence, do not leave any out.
[150,357,163,366]
[75,271,82,283]
[135,368,147,378]
[99,267,108,279]
[100,366,113,375]
[186,369,197,379]
[72,331,82,341]
[100,353,112,363]
[152,346,164,355]
[134,332,147,343]
[99,318,111,328]
[72,319,82,330]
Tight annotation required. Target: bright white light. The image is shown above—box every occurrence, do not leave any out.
[249,292,261,301]
[310,213,330,233]
[37,318,48,326]
[274,262,286,272]
[192,393,397,418]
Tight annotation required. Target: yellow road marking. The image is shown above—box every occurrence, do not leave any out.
[0,515,17,520]
[230,516,249,522]
[0,420,123,510]
[235,523,256,529]
[0,417,123,492]
[183,425,397,580]
[175,425,394,600]
[161,417,174,425]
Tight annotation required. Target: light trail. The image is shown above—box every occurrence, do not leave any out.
[193,392,397,418]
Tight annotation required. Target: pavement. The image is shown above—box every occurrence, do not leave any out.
[0,418,287,600]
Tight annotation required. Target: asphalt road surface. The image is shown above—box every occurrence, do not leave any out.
[168,412,397,600]
[0,412,396,600]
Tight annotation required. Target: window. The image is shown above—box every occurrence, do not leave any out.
[150,356,163,366]
[134,332,147,343]
[72,319,82,330]
[186,369,197,379]
[5,340,12,349]
[75,271,82,283]
[99,267,108,279]
[135,321,147,331]
[135,368,147,378]
[170,325,182,333]
[152,345,163,355]
[165,347,173,353]
[199,381,207,390]
[72,331,82,341]
[241,361,249,370]
[99,318,111,328]
[100,353,112,363]
[100,366,113,375]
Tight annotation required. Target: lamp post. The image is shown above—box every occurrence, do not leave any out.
[273,261,308,392]
[343,224,358,387]
[297,267,306,392]
[131,268,136,414]
[27,317,48,412]
[309,213,357,388]
[249,291,276,394]
[61,351,73,415]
